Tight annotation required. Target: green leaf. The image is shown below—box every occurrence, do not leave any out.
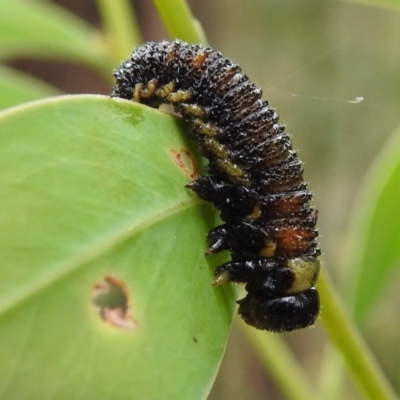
[0,65,61,110]
[344,125,400,323]
[0,0,110,72]
[318,272,398,400]
[0,95,235,399]
[96,0,143,63]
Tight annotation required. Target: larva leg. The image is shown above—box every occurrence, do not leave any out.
[179,104,207,119]
[213,260,255,285]
[166,90,193,104]
[138,78,158,99]
[207,221,268,255]
[214,258,292,293]
[155,82,175,99]
[186,176,259,220]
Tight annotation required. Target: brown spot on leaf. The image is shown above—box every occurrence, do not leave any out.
[92,275,137,331]
[170,149,198,179]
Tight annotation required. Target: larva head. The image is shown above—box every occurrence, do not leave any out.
[238,287,320,332]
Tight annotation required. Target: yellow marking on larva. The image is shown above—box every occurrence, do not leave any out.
[191,119,219,136]
[133,83,143,102]
[139,78,158,99]
[204,139,229,159]
[155,82,175,99]
[246,203,262,220]
[286,258,321,294]
[192,50,208,68]
[216,159,250,187]
[258,239,276,257]
[180,104,205,118]
[166,90,193,103]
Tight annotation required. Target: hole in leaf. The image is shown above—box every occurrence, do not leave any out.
[92,275,137,331]
[170,149,198,179]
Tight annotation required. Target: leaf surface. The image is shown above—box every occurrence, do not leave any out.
[0,95,235,400]
[0,0,109,71]
[344,125,400,323]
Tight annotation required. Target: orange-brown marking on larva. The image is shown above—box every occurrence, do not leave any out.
[272,227,316,256]
[192,50,207,69]
[271,196,310,219]
[92,275,137,331]
[167,46,177,61]
[267,176,304,192]
[262,147,292,167]
[246,122,275,141]
[170,149,198,179]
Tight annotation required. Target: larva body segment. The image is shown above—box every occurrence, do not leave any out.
[112,40,320,332]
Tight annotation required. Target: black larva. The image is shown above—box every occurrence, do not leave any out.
[112,40,320,332]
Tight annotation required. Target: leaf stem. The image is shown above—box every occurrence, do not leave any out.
[96,0,142,63]
[318,271,397,400]
[152,0,207,44]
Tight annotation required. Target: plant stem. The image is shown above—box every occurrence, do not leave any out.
[315,345,345,400]
[239,321,314,400]
[152,0,207,44]
[318,271,397,400]
[96,0,142,63]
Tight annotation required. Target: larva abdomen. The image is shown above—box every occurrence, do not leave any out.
[112,40,320,332]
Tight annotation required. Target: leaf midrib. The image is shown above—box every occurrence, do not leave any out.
[0,197,200,319]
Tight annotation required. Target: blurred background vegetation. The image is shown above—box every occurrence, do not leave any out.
[2,0,400,399]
